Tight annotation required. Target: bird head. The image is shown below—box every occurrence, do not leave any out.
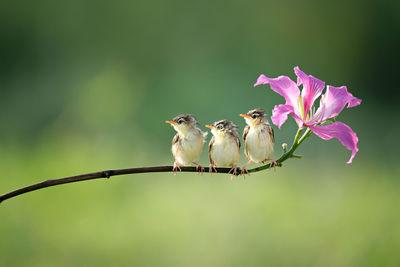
[206,120,238,138]
[240,108,266,127]
[166,114,198,135]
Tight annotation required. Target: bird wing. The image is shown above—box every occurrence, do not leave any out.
[171,134,180,157]
[172,133,180,145]
[242,125,250,142]
[208,136,215,165]
[243,125,250,159]
[267,124,274,143]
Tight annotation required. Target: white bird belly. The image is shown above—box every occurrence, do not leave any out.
[211,138,239,167]
[246,129,273,163]
[173,134,203,165]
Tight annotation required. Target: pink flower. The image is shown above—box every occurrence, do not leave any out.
[254,67,362,164]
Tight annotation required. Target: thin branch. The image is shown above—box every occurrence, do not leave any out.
[0,128,312,204]
[0,164,280,204]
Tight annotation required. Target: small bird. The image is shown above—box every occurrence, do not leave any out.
[166,114,207,174]
[206,120,240,176]
[240,108,275,174]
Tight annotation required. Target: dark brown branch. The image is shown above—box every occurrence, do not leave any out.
[0,164,281,204]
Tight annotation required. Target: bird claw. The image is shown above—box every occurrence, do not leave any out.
[173,162,182,175]
[194,164,205,175]
[240,167,250,178]
[209,164,217,175]
[262,158,278,172]
[240,160,252,178]
[228,166,239,179]
[192,162,205,175]
[270,160,278,172]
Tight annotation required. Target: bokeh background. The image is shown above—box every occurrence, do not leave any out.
[1,0,399,266]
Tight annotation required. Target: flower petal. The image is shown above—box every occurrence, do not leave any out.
[309,121,359,164]
[348,92,362,108]
[271,104,304,128]
[294,66,325,119]
[254,74,301,116]
[254,74,269,87]
[271,104,293,128]
[317,85,362,121]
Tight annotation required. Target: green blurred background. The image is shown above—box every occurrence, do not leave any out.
[1,0,399,266]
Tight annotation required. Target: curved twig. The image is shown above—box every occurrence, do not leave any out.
[0,128,311,204]
[0,164,280,204]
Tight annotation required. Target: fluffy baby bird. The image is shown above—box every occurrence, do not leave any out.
[240,109,275,174]
[166,114,207,173]
[206,120,241,176]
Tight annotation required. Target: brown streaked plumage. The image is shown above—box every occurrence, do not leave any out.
[240,108,275,174]
[243,125,250,159]
[206,120,240,177]
[208,137,215,167]
[166,114,207,174]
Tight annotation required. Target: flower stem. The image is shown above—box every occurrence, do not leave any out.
[298,128,312,146]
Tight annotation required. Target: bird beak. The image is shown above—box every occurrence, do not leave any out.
[205,125,215,129]
[240,114,252,119]
[165,120,177,125]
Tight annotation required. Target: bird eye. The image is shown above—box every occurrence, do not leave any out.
[217,124,223,130]
[177,119,184,124]
[251,114,257,119]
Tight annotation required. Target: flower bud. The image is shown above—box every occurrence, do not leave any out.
[282,143,287,153]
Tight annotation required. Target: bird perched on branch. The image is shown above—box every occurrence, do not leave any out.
[166,114,207,174]
[206,120,240,177]
[240,108,275,174]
